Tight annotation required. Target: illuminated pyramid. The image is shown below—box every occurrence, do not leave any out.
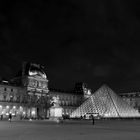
[70,85,140,118]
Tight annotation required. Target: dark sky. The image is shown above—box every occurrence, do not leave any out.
[0,0,140,92]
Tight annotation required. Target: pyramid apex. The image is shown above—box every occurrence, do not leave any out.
[96,84,114,94]
[100,84,111,89]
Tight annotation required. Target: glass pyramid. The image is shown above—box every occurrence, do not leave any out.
[70,85,140,118]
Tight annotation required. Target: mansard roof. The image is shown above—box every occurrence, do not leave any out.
[15,62,47,79]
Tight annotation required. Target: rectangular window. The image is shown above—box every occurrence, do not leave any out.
[3,95,6,101]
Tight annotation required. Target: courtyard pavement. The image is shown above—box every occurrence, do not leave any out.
[0,119,139,140]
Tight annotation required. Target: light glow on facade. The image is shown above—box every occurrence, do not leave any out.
[13,106,16,109]
[29,71,47,79]
[50,107,63,118]
[6,106,9,109]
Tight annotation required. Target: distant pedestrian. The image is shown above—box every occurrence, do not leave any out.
[20,115,23,120]
[84,114,86,119]
[0,114,3,120]
[91,115,94,125]
[9,113,12,122]
[60,117,63,124]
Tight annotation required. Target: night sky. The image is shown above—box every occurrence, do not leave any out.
[0,0,140,92]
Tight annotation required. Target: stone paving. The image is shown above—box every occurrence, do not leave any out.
[0,119,140,140]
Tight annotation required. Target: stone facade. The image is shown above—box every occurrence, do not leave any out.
[0,82,85,119]
[119,92,140,112]
[48,90,84,116]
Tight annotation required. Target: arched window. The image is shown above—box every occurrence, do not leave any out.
[16,96,20,102]
[62,100,65,106]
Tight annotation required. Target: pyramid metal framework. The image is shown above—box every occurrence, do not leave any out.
[70,85,140,118]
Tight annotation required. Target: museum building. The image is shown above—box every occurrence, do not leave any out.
[0,62,139,119]
[0,62,89,119]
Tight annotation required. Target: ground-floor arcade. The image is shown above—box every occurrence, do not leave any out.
[0,102,48,120]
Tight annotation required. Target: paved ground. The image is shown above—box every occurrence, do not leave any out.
[0,119,140,140]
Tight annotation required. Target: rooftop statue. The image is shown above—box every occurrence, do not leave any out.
[50,96,60,107]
